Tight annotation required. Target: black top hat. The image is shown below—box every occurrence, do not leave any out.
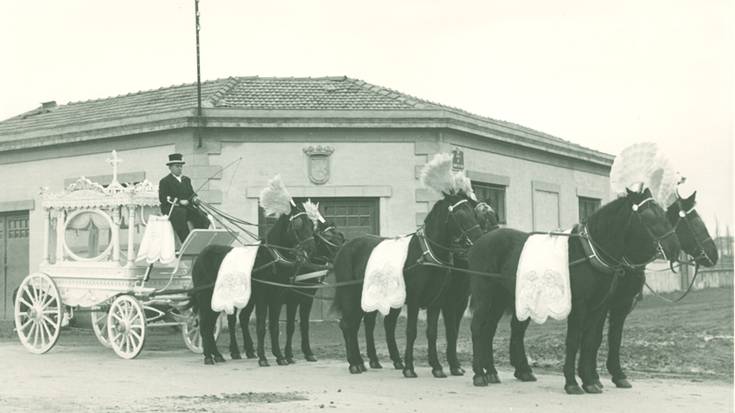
[166,153,185,166]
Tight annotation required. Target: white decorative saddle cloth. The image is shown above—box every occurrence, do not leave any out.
[211,244,260,315]
[361,236,412,316]
[515,229,572,324]
[136,215,176,265]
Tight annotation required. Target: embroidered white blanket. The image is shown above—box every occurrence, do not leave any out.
[361,236,412,316]
[136,215,176,265]
[211,244,260,315]
[515,229,572,324]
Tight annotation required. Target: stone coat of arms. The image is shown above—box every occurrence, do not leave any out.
[303,145,334,185]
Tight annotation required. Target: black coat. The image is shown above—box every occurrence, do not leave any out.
[158,174,196,215]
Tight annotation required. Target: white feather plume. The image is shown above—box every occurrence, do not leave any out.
[302,199,325,226]
[452,170,475,197]
[610,142,679,206]
[421,153,454,195]
[259,175,292,217]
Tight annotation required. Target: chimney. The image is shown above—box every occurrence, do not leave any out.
[41,101,57,110]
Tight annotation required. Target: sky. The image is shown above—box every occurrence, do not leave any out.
[2,0,733,232]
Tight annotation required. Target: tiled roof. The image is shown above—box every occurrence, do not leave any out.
[0,76,610,161]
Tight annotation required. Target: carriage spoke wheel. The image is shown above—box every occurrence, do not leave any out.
[14,273,63,354]
[91,310,112,348]
[181,310,223,354]
[107,296,146,359]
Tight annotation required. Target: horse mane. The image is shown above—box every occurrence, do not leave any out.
[266,209,293,246]
[585,195,632,260]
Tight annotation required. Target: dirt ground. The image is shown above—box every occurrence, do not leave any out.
[1,288,732,412]
[0,339,732,413]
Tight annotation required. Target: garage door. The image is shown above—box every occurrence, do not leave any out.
[259,197,379,240]
[1,212,29,320]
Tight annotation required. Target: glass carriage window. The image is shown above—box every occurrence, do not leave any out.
[578,196,601,223]
[472,181,507,224]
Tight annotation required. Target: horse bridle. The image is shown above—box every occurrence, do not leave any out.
[670,197,716,267]
[627,196,678,265]
[447,199,481,248]
[315,225,343,258]
[287,211,315,261]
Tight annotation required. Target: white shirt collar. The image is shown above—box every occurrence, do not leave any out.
[171,173,182,182]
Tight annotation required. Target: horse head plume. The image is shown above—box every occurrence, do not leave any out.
[302,199,325,227]
[610,142,679,206]
[421,153,475,197]
[259,175,293,218]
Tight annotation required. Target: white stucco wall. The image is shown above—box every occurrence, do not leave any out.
[462,146,610,231]
[212,141,416,237]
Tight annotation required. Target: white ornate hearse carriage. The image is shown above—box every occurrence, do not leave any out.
[14,152,234,359]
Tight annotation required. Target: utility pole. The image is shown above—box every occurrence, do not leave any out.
[195,0,203,148]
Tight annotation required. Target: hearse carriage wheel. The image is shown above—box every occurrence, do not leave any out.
[91,310,112,349]
[107,295,146,359]
[14,272,63,354]
[181,309,223,354]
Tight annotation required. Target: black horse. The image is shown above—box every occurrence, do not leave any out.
[467,188,681,394]
[189,203,316,365]
[586,191,719,390]
[282,221,345,363]
[332,192,483,375]
[229,219,344,363]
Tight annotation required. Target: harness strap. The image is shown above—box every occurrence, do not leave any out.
[574,224,622,276]
[415,228,452,267]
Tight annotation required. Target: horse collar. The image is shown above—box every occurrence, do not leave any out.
[575,224,624,276]
[416,228,451,266]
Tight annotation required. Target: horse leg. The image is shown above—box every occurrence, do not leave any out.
[444,300,466,376]
[201,307,224,364]
[509,314,536,382]
[482,299,505,384]
[364,311,380,369]
[563,304,585,394]
[239,301,256,358]
[227,312,241,360]
[470,296,491,386]
[402,304,420,378]
[284,299,298,364]
[426,306,446,378]
[578,310,606,394]
[198,301,216,365]
[384,307,404,369]
[268,296,287,366]
[581,310,607,390]
[607,301,634,388]
[299,296,317,362]
[255,295,270,367]
[339,308,364,374]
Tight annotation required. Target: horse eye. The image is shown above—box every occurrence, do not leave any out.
[292,218,303,230]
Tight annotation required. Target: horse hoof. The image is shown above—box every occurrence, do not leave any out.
[286,357,295,364]
[485,373,501,384]
[565,384,585,395]
[231,353,242,360]
[583,384,603,394]
[276,358,289,366]
[514,371,537,382]
[432,368,447,378]
[214,355,226,363]
[369,360,383,369]
[393,360,405,370]
[305,354,318,362]
[473,374,488,387]
[349,365,362,374]
[204,357,215,365]
[593,379,603,389]
[358,363,367,372]
[258,359,270,367]
[403,368,418,378]
[450,366,465,376]
[245,352,257,359]
[613,378,632,388]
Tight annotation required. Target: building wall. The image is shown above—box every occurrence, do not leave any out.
[208,128,430,237]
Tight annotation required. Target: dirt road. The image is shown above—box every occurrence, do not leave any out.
[0,340,731,413]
